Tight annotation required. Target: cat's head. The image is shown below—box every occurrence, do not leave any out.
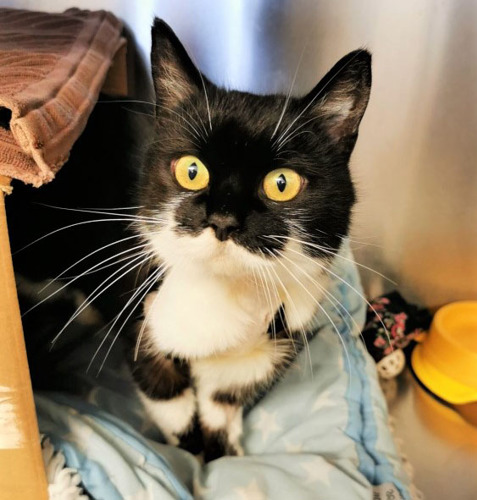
[138,19,371,276]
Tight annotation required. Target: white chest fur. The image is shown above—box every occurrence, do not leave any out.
[145,223,329,359]
[147,263,278,358]
[146,255,327,360]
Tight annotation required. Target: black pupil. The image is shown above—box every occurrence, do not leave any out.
[188,163,198,180]
[276,174,287,192]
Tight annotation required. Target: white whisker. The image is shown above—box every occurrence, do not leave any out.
[14,218,153,255]
[92,264,166,375]
[274,50,365,150]
[277,127,316,150]
[133,279,163,361]
[271,40,308,140]
[50,252,153,346]
[23,243,149,317]
[78,206,144,211]
[272,249,352,378]
[154,114,203,146]
[266,234,396,285]
[262,249,313,376]
[187,102,209,138]
[257,260,277,341]
[38,233,146,294]
[198,73,212,132]
[36,203,163,224]
[267,237,392,350]
[260,259,298,358]
[156,104,205,140]
[88,267,159,372]
[63,250,147,280]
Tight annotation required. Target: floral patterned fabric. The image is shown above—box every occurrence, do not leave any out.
[362,291,432,363]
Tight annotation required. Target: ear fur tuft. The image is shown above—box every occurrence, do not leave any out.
[151,18,203,109]
[305,49,372,141]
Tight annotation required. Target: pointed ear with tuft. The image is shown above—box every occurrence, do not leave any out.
[151,18,206,109]
[304,49,372,142]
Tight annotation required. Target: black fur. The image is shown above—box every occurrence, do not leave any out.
[177,414,204,455]
[129,346,191,400]
[267,305,289,340]
[201,427,239,463]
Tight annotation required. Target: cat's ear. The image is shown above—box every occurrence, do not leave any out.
[304,50,371,142]
[151,18,206,108]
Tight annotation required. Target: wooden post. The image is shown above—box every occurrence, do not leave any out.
[0,175,48,500]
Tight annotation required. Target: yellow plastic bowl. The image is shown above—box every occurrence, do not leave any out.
[411,301,477,404]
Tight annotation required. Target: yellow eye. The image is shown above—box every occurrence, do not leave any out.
[173,156,209,191]
[263,168,303,202]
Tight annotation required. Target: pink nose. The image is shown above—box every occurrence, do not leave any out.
[208,213,239,241]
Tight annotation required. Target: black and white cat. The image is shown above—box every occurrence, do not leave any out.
[127,19,371,462]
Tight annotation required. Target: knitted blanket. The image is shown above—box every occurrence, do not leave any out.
[0,8,125,187]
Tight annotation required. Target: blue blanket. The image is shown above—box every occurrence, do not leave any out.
[36,244,411,499]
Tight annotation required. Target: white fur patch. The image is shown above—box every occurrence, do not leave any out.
[192,335,290,445]
[144,210,327,359]
[196,397,227,430]
[147,262,273,357]
[275,239,329,332]
[191,334,291,392]
[138,388,196,445]
[195,389,244,454]
[228,407,244,455]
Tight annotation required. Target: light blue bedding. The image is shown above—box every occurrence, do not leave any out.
[35,243,411,499]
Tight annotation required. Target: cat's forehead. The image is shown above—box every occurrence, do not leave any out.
[207,118,271,150]
[213,90,288,131]
[187,90,291,166]
[197,120,279,175]
[186,89,288,136]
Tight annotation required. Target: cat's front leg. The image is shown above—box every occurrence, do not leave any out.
[192,357,249,461]
[195,386,244,462]
[132,352,202,452]
[128,328,202,453]
[192,335,292,462]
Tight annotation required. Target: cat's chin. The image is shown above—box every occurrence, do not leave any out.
[148,227,267,278]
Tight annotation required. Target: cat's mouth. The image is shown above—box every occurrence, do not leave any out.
[200,227,243,256]
[147,221,271,277]
[175,228,261,276]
